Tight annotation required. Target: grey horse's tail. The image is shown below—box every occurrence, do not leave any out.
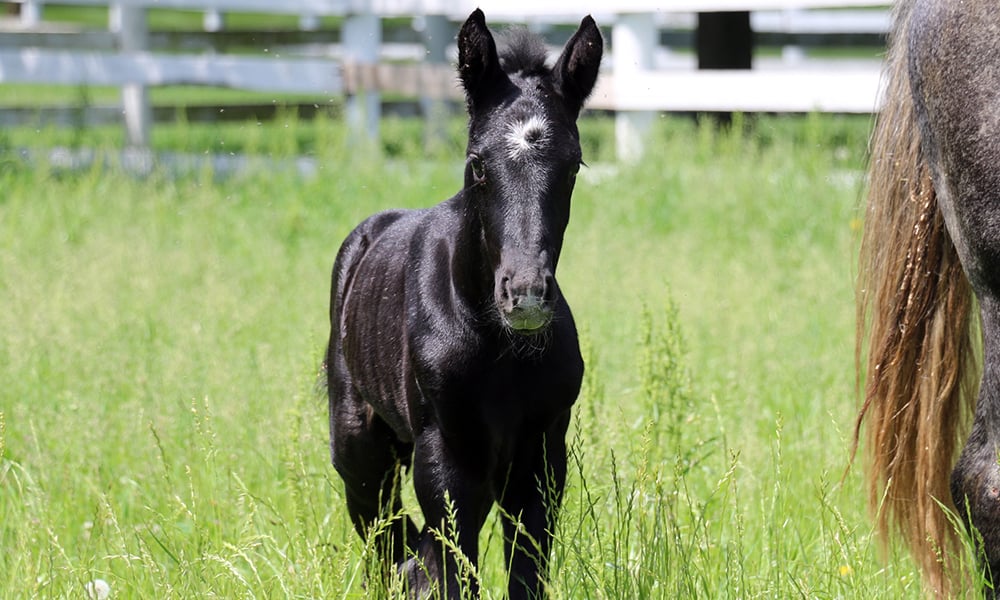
[853,1,978,595]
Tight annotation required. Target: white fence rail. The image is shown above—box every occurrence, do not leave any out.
[1,0,890,160]
[0,48,342,92]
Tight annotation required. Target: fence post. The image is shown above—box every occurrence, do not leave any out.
[696,12,752,70]
[613,13,657,162]
[203,10,224,33]
[696,11,752,124]
[417,14,451,152]
[110,3,151,149]
[300,14,320,31]
[19,0,42,27]
[343,7,381,144]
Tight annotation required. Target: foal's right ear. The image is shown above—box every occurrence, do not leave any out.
[457,9,510,111]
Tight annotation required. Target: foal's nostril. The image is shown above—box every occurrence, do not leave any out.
[498,271,556,332]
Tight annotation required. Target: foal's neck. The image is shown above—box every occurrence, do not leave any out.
[447,191,493,310]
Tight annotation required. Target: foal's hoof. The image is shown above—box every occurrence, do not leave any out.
[400,556,436,599]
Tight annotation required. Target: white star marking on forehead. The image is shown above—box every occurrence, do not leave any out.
[505,115,550,159]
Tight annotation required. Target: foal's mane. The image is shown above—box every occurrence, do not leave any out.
[497,28,551,77]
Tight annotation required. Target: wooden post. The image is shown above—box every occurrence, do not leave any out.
[417,14,451,152]
[111,3,151,149]
[300,14,320,31]
[343,8,381,144]
[19,1,41,27]
[203,10,223,33]
[613,13,657,162]
[696,11,752,124]
[696,11,752,70]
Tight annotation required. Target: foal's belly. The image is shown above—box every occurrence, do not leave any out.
[339,230,418,441]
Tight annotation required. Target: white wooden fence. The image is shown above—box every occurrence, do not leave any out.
[1,0,890,160]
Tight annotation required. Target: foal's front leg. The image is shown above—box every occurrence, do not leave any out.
[499,414,571,600]
[407,425,493,599]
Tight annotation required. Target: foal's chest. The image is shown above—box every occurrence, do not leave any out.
[425,348,581,440]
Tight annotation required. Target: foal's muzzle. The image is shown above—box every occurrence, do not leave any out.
[497,271,557,333]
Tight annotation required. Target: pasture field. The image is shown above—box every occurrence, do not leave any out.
[0,113,935,598]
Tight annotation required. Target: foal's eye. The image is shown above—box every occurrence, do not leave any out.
[569,161,582,181]
[468,155,487,185]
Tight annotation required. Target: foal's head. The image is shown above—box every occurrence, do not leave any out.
[457,10,602,334]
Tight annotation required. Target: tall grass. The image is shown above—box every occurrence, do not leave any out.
[0,113,926,597]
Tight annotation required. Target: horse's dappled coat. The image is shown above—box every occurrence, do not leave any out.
[857,0,1000,595]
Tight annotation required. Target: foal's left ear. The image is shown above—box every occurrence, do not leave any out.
[553,15,603,116]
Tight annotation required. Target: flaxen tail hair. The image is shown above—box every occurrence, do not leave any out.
[854,0,978,595]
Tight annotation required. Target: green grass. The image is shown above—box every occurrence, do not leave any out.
[38,4,346,31]
[0,113,947,598]
[0,111,615,165]
[0,83,343,109]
